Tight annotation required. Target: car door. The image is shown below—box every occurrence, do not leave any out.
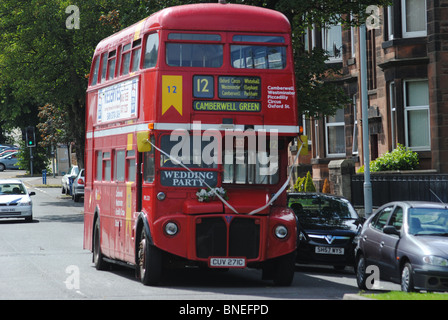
[380,205,403,280]
[362,206,394,272]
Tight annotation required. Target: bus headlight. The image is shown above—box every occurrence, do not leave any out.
[165,222,179,236]
[157,192,166,201]
[274,225,288,239]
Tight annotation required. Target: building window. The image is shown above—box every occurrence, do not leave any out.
[322,21,342,62]
[352,96,358,155]
[402,0,427,38]
[326,108,346,157]
[387,6,394,40]
[404,80,430,151]
[389,82,397,149]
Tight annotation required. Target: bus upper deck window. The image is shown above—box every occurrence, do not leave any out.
[231,35,286,70]
[107,50,116,80]
[131,39,142,72]
[121,43,131,75]
[166,43,223,68]
[166,33,223,68]
[144,33,159,69]
[90,56,100,86]
[168,33,221,41]
[100,52,107,83]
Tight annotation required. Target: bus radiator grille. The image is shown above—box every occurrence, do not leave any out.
[196,217,260,259]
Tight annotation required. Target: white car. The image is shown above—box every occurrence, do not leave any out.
[0,179,35,222]
[61,165,79,195]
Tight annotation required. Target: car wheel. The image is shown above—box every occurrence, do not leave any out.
[0,163,5,172]
[137,228,162,286]
[401,262,416,292]
[356,254,368,290]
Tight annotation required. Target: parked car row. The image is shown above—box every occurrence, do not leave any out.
[61,165,84,202]
[0,144,19,172]
[287,192,448,293]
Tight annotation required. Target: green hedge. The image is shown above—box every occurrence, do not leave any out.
[358,144,419,173]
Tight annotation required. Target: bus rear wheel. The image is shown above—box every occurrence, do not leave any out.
[93,219,108,270]
[137,229,162,286]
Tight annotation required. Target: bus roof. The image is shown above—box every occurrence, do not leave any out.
[95,3,291,53]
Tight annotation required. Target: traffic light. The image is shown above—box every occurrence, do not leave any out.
[26,126,36,147]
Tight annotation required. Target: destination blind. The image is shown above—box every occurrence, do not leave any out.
[193,101,260,112]
[218,76,261,99]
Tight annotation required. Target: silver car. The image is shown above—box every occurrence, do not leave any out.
[0,152,19,171]
[355,201,448,292]
[0,179,35,222]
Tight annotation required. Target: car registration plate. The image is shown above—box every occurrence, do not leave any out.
[315,247,344,255]
[209,257,246,268]
[0,208,17,213]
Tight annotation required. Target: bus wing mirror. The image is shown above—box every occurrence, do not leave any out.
[137,131,152,152]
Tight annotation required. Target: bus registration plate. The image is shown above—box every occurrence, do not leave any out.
[209,257,246,268]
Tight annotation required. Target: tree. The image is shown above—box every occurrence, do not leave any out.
[0,0,392,167]
[234,0,392,118]
[0,1,118,168]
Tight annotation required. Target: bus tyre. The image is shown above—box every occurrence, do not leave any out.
[93,219,108,271]
[273,251,296,286]
[138,229,162,286]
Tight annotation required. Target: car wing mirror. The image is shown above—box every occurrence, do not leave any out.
[383,225,400,236]
[29,191,36,196]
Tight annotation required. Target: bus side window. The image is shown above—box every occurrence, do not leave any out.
[107,50,117,80]
[100,52,107,83]
[126,150,136,182]
[90,56,100,86]
[143,137,155,183]
[121,43,131,75]
[131,39,142,72]
[96,151,102,181]
[115,150,126,182]
[103,152,111,181]
[144,33,159,69]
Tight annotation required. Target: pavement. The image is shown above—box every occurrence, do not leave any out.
[1,170,62,189]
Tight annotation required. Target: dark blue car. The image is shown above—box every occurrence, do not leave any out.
[288,192,363,270]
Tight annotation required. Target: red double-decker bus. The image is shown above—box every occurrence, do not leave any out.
[83,2,299,286]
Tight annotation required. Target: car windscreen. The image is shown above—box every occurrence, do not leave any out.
[0,183,26,195]
[289,195,358,228]
[408,208,448,236]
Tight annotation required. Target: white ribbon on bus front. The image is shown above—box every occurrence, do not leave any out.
[247,136,303,215]
[147,135,303,216]
[147,139,240,214]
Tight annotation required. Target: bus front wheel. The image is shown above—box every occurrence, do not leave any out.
[137,229,162,285]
